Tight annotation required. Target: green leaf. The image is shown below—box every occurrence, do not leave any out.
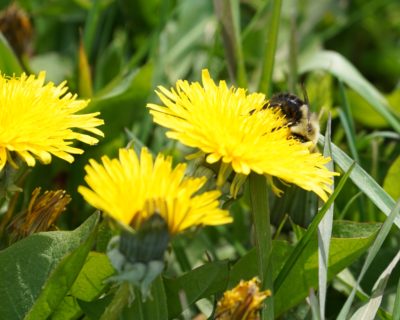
[0,213,99,320]
[0,33,23,74]
[349,250,400,320]
[24,213,100,319]
[87,63,153,142]
[70,252,115,301]
[393,276,400,320]
[230,221,380,316]
[338,199,400,319]
[51,296,81,320]
[383,155,400,201]
[163,260,230,318]
[123,277,168,320]
[274,162,355,294]
[78,295,114,320]
[300,50,400,133]
[275,221,380,315]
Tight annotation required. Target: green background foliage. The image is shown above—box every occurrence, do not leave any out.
[0,0,399,319]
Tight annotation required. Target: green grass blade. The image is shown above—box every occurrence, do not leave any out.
[318,135,399,227]
[300,50,400,133]
[258,0,282,94]
[213,0,247,87]
[274,162,355,294]
[393,275,400,320]
[288,5,298,93]
[318,117,334,320]
[0,34,23,74]
[338,81,360,163]
[309,289,321,320]
[349,250,400,320]
[337,199,400,319]
[83,0,102,57]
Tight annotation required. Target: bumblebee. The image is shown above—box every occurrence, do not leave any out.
[264,93,320,147]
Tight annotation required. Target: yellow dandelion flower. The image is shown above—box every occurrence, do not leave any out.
[215,277,271,320]
[0,72,104,171]
[147,69,337,201]
[78,147,232,234]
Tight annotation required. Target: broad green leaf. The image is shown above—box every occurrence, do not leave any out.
[70,252,115,301]
[54,254,113,320]
[0,33,23,74]
[78,295,114,320]
[0,213,99,320]
[51,296,80,320]
[230,221,380,316]
[163,260,230,318]
[383,155,400,201]
[25,214,100,319]
[300,50,400,133]
[275,221,380,315]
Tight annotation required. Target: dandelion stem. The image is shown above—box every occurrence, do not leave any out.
[249,173,274,319]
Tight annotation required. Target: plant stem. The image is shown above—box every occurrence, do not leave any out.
[249,173,274,319]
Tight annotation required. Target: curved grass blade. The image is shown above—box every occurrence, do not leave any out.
[300,50,400,133]
[213,0,247,87]
[337,199,400,319]
[258,0,283,94]
[318,135,399,227]
[318,117,334,320]
[338,81,359,163]
[349,250,400,320]
[393,276,400,320]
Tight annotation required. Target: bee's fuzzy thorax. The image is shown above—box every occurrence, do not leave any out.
[266,93,320,150]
